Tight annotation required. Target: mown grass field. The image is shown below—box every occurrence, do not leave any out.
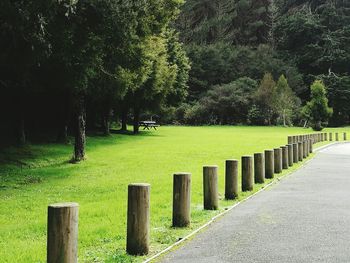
[0,126,348,262]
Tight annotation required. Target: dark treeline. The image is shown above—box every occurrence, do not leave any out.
[1,0,349,160]
[173,0,350,126]
[0,0,190,161]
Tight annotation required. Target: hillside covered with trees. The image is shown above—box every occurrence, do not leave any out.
[174,0,350,126]
[0,0,349,159]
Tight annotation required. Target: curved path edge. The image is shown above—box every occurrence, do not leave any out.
[144,142,346,263]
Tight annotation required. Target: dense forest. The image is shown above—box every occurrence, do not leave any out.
[0,0,349,160]
[174,0,349,127]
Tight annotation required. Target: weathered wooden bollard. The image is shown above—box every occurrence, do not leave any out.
[287,136,292,144]
[127,183,150,255]
[47,202,79,263]
[264,150,274,179]
[242,156,253,191]
[225,160,238,200]
[254,153,265,184]
[203,166,218,210]
[303,140,307,158]
[293,143,298,163]
[325,133,328,141]
[329,132,333,141]
[274,148,282,174]
[309,139,313,153]
[287,144,293,166]
[344,132,347,141]
[281,146,288,169]
[298,142,303,161]
[335,132,339,141]
[172,173,191,227]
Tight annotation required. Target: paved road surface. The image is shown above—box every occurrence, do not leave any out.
[161,143,350,263]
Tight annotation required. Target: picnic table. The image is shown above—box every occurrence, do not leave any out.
[139,121,160,130]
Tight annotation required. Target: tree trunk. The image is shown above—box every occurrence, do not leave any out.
[73,94,86,162]
[121,106,128,131]
[102,115,110,136]
[133,106,140,134]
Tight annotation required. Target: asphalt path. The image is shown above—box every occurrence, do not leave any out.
[161,143,350,263]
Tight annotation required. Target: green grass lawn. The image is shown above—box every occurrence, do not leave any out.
[0,126,348,262]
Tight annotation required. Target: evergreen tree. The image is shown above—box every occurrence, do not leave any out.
[274,75,300,126]
[254,73,277,125]
[302,80,333,131]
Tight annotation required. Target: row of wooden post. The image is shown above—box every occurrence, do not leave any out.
[46,131,347,261]
[287,132,347,145]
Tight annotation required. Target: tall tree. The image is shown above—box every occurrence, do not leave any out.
[273,75,300,126]
[253,73,277,125]
[0,0,51,144]
[302,80,333,131]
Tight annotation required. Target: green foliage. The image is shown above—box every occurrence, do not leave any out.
[253,73,277,125]
[321,74,350,126]
[302,80,333,131]
[274,75,300,126]
[182,77,257,124]
[177,0,272,45]
[185,43,303,102]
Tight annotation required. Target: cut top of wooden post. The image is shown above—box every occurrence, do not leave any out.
[48,202,79,209]
[129,183,151,188]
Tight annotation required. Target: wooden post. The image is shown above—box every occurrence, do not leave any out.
[329,132,333,141]
[344,132,347,141]
[298,142,303,161]
[172,173,191,227]
[127,183,150,255]
[309,139,313,153]
[264,150,274,179]
[281,146,288,169]
[293,143,298,163]
[325,133,328,141]
[303,140,307,158]
[287,144,293,166]
[242,156,253,191]
[225,160,238,200]
[254,153,265,184]
[203,166,218,210]
[47,202,79,263]
[274,148,282,174]
[298,135,302,142]
[336,132,339,141]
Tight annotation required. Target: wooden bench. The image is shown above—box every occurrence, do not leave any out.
[139,121,160,130]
